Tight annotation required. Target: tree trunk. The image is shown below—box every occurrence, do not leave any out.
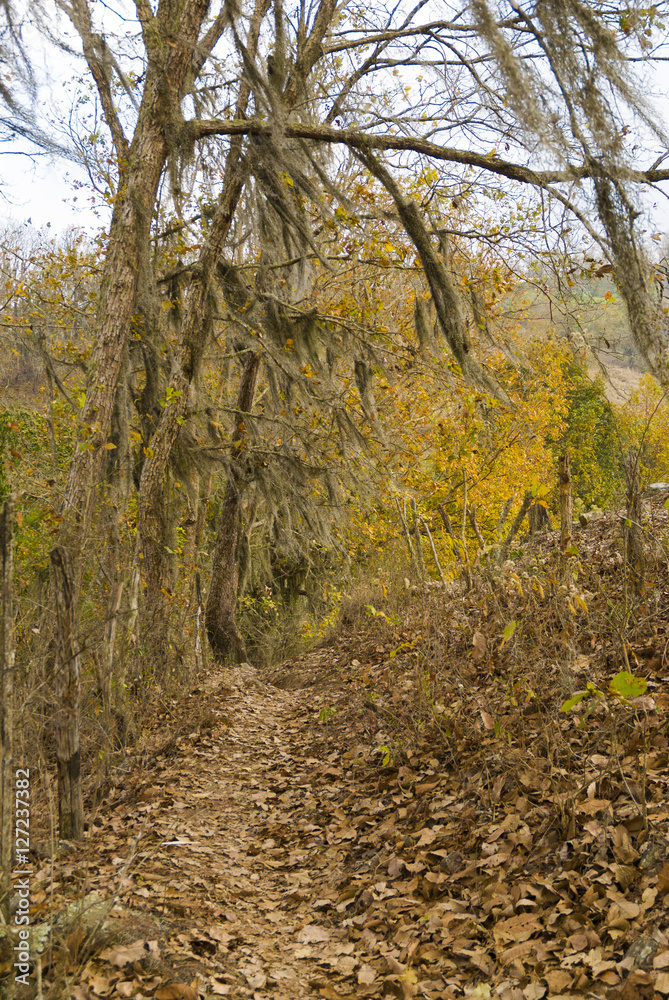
[41,3,216,797]
[437,503,471,589]
[0,497,14,924]
[559,454,572,553]
[206,351,261,663]
[499,490,533,563]
[624,449,644,595]
[50,547,84,841]
[194,571,205,674]
[396,498,420,577]
[137,170,247,655]
[49,0,215,604]
[136,0,269,659]
[528,503,552,536]
[410,498,426,580]
[100,581,124,720]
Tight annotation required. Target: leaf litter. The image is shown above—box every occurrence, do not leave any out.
[22,497,669,999]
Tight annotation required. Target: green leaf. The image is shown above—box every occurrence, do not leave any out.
[500,620,517,647]
[561,690,590,712]
[609,670,647,699]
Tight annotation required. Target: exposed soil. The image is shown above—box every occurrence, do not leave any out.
[9,500,669,1000]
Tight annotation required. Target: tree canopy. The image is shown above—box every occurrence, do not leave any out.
[1,0,669,836]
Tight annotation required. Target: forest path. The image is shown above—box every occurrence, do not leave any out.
[150,656,361,998]
[56,510,669,1000]
[55,598,669,1000]
[75,651,397,1000]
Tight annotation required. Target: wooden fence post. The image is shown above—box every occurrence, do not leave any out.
[1,496,15,924]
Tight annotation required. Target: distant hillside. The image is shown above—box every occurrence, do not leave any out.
[504,274,648,401]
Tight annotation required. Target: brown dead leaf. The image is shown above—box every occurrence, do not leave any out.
[385,954,406,974]
[568,932,589,952]
[99,940,147,967]
[613,864,637,890]
[522,985,545,999]
[115,982,137,999]
[297,924,330,943]
[388,855,406,877]
[154,986,198,1000]
[501,941,535,965]
[358,963,377,983]
[473,631,487,661]
[209,983,232,996]
[415,827,436,847]
[658,863,669,895]
[88,974,113,996]
[494,914,542,945]
[336,955,357,976]
[576,798,612,816]
[613,824,638,862]
[244,971,267,988]
[318,986,357,1000]
[480,710,494,731]
[613,899,641,920]
[544,969,572,991]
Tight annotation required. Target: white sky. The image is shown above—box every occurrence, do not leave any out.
[3,8,669,244]
[1,154,105,234]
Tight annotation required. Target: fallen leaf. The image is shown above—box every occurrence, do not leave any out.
[297,924,330,943]
[473,631,487,661]
[358,963,377,984]
[99,941,147,967]
[155,986,198,1000]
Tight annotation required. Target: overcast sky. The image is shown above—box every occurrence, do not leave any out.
[3,6,669,245]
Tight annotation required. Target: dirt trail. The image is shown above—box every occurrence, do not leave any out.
[155,658,354,997]
[70,652,389,1000]
[44,591,669,1000]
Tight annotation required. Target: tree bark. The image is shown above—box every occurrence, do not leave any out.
[0,497,14,923]
[499,490,533,563]
[528,503,552,536]
[44,0,218,769]
[205,351,261,663]
[559,454,572,553]
[137,0,269,649]
[50,546,84,841]
[624,449,644,595]
[61,0,211,543]
[396,498,420,577]
[410,498,426,580]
